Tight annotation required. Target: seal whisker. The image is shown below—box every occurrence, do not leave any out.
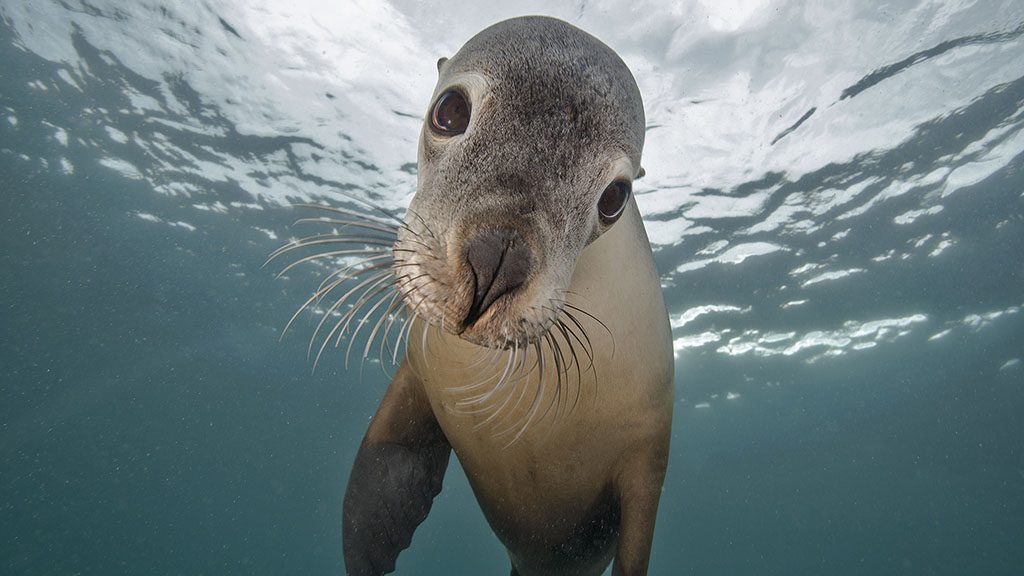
[374,297,409,369]
[390,289,431,366]
[436,312,460,355]
[293,217,400,238]
[381,305,406,365]
[456,345,509,397]
[291,201,399,225]
[539,332,564,423]
[392,233,437,253]
[555,320,584,414]
[404,207,442,241]
[334,280,398,349]
[460,344,528,416]
[307,269,393,351]
[458,345,516,413]
[394,309,416,365]
[446,347,505,393]
[407,283,434,318]
[310,261,395,312]
[314,278,396,370]
[420,314,433,367]
[431,321,446,360]
[274,249,391,279]
[391,276,429,314]
[297,261,393,335]
[463,343,504,373]
[279,276,346,342]
[398,222,431,246]
[503,340,548,448]
[268,232,393,257]
[490,344,542,436]
[291,193,403,226]
[550,305,594,374]
[390,247,427,256]
[476,343,535,427]
[563,303,615,358]
[484,342,509,371]
[561,309,599,405]
[308,271,393,365]
[352,276,411,360]
[346,286,402,369]
[552,330,571,416]
[552,327,574,417]
[467,339,517,406]
[290,234,396,247]
[396,219,422,235]
[268,237,395,263]
[394,272,432,291]
[265,246,386,272]
[468,356,520,420]
[314,258,396,297]
[560,309,596,372]
[380,310,406,369]
[389,262,424,272]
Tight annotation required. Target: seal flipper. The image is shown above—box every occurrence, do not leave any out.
[343,360,451,575]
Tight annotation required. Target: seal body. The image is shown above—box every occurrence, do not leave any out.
[408,200,672,575]
[340,16,673,576]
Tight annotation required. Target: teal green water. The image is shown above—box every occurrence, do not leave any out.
[2,2,1023,574]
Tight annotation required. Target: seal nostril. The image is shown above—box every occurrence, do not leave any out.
[463,229,532,327]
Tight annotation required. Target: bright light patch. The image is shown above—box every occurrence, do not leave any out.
[671,305,748,329]
[802,268,865,287]
[98,157,144,180]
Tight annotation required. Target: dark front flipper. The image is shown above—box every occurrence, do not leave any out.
[343,361,451,575]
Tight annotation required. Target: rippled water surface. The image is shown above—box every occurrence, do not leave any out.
[2,1,1023,574]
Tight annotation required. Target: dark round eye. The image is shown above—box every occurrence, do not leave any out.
[430,90,470,135]
[598,180,631,224]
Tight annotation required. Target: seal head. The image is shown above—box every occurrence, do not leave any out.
[395,16,645,349]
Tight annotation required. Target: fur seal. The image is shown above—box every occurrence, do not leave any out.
[273,15,673,576]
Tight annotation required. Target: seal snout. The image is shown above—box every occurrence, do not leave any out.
[462,228,532,330]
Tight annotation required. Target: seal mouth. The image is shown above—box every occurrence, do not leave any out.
[458,287,521,334]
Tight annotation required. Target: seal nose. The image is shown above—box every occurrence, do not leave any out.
[463,228,532,328]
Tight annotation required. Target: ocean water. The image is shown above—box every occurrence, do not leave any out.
[1,1,1023,574]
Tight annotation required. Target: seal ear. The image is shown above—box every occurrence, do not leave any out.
[636,166,646,180]
[436,57,448,73]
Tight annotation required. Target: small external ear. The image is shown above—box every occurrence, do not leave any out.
[436,57,448,73]
[636,166,646,180]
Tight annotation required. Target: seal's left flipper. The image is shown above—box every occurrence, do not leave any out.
[343,360,451,576]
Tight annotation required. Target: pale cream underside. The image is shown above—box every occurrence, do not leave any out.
[406,197,673,554]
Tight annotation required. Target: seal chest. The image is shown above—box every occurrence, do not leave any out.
[306,15,672,576]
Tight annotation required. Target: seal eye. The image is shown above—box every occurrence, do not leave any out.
[431,90,471,135]
[598,180,631,224]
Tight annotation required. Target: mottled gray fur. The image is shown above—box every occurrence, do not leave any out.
[397,16,646,348]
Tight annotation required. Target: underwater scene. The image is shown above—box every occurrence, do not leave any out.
[2,1,1023,574]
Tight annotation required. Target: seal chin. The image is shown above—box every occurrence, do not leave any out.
[453,291,555,349]
[400,268,560,350]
